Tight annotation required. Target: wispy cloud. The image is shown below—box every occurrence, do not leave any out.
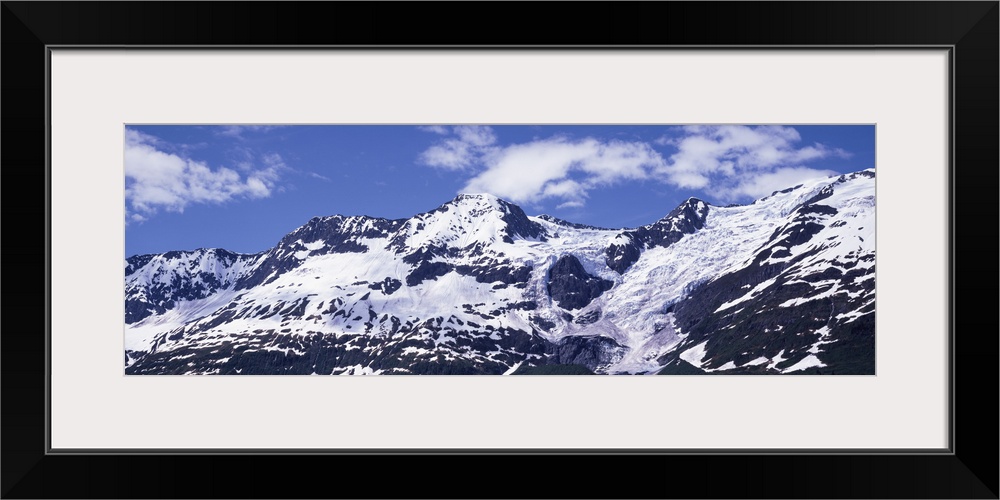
[417,126,665,207]
[460,136,664,207]
[125,129,284,222]
[422,125,854,208]
[418,126,499,171]
[216,125,282,141]
[654,125,849,201]
[717,166,838,200]
[417,125,449,135]
[556,200,585,210]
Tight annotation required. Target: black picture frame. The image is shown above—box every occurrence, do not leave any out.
[2,2,996,498]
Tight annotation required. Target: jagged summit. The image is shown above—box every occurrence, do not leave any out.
[453,192,504,202]
[534,214,618,231]
[436,192,512,212]
[125,169,875,375]
[603,196,711,274]
[659,197,710,228]
[126,246,258,264]
[392,192,548,250]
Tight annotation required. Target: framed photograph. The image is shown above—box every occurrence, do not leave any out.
[3,2,996,498]
[121,123,878,378]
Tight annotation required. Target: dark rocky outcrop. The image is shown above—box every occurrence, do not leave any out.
[455,262,532,286]
[368,277,403,295]
[544,335,627,372]
[405,261,453,286]
[605,197,710,274]
[535,214,615,231]
[125,249,259,324]
[547,255,614,310]
[236,215,405,290]
[656,194,873,375]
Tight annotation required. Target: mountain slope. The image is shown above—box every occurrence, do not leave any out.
[125,170,875,375]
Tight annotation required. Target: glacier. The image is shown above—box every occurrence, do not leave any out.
[125,169,875,375]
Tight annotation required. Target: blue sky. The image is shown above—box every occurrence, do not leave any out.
[125,124,874,256]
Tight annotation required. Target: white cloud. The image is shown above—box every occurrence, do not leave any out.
[716,167,839,200]
[125,129,283,218]
[419,141,476,170]
[216,125,281,140]
[453,125,497,147]
[458,136,664,206]
[656,126,851,202]
[417,125,449,135]
[417,126,498,170]
[416,125,856,207]
[556,200,585,210]
[126,129,166,148]
[542,179,586,199]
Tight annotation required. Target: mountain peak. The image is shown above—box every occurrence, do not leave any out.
[455,192,502,202]
[126,169,876,375]
[534,214,617,231]
[446,193,512,212]
[662,197,710,225]
[388,193,547,251]
[678,197,709,212]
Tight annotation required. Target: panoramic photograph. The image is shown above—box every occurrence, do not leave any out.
[124,124,875,375]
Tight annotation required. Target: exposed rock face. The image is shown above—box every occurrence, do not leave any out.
[547,255,614,310]
[545,335,628,372]
[125,248,262,324]
[236,215,405,290]
[605,198,710,274]
[124,170,875,375]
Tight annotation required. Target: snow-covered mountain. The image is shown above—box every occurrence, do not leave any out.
[125,169,875,375]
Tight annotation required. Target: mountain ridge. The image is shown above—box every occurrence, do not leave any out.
[125,169,875,375]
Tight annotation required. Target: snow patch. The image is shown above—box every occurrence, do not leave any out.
[679,341,709,368]
[782,354,826,373]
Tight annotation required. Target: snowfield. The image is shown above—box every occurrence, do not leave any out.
[125,170,876,375]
